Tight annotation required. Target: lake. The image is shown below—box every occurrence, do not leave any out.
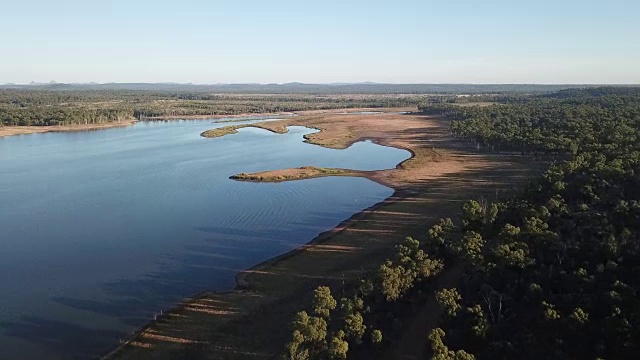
[0,118,410,359]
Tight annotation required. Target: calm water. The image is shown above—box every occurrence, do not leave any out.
[0,118,410,359]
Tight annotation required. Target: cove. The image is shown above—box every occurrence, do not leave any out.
[0,118,410,359]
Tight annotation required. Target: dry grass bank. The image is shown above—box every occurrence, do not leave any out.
[231,166,358,182]
[200,122,290,138]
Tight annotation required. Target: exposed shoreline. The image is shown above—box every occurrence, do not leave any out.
[200,122,290,138]
[0,107,407,139]
[230,166,364,183]
[0,119,138,138]
[103,112,417,359]
[102,173,412,360]
[104,109,538,359]
[233,186,414,289]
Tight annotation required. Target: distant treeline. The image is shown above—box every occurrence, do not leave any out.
[275,87,640,359]
[0,82,610,94]
[5,86,637,127]
[421,87,640,155]
[0,90,421,126]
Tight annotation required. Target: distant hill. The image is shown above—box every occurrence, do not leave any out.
[2,82,633,94]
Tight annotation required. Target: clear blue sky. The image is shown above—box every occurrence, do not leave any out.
[1,0,638,84]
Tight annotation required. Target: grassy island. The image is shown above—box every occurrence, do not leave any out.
[200,122,289,138]
[230,166,359,182]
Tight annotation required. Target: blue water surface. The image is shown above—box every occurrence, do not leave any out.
[0,118,410,359]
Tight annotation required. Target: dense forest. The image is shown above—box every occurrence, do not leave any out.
[279,87,640,359]
[0,90,423,126]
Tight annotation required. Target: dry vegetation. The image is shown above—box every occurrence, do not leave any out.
[231,166,356,182]
[200,122,290,138]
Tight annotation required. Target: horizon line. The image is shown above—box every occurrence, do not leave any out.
[3,81,640,86]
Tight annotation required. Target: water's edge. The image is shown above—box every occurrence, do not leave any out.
[101,145,415,359]
[101,186,409,359]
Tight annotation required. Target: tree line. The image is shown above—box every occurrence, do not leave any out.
[0,89,424,126]
[279,87,640,359]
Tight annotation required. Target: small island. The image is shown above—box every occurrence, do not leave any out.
[230,166,364,182]
[200,122,289,138]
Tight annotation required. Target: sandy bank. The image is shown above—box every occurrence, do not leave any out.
[0,119,137,138]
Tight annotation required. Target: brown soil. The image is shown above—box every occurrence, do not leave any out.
[0,119,137,138]
[104,108,542,360]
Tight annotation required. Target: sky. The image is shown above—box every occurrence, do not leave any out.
[1,0,639,84]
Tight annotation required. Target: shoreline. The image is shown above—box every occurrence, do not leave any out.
[234,186,411,289]
[104,109,537,359]
[0,119,138,138]
[0,107,410,139]
[102,110,421,359]
[227,138,419,187]
[102,110,446,359]
[103,169,411,360]
[103,113,417,358]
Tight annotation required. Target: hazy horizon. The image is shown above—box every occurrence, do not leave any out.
[2,0,639,84]
[5,81,640,86]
